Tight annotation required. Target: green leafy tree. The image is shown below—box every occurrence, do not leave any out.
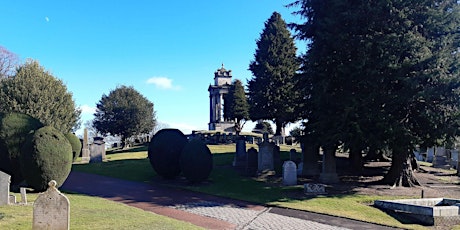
[252,121,274,135]
[93,85,156,147]
[0,60,80,133]
[223,79,249,135]
[248,12,300,136]
[290,0,460,186]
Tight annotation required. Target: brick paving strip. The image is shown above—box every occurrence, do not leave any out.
[62,171,400,230]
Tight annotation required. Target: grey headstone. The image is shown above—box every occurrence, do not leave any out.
[33,180,70,230]
[282,161,297,186]
[20,187,27,204]
[246,147,258,175]
[258,141,275,172]
[297,162,304,176]
[90,137,106,163]
[289,149,298,162]
[233,138,247,167]
[451,150,458,170]
[0,171,11,205]
[427,147,435,163]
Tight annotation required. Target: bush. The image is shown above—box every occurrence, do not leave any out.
[0,112,43,184]
[20,126,72,191]
[148,129,187,179]
[64,132,82,162]
[180,139,213,183]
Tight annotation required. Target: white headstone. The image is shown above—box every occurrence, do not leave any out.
[0,171,11,205]
[33,180,70,230]
[283,161,297,186]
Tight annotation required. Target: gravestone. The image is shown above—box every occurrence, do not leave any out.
[433,146,449,169]
[319,148,339,183]
[427,147,435,163]
[282,161,297,186]
[297,162,304,176]
[273,145,281,168]
[451,149,458,170]
[90,137,106,163]
[20,187,27,204]
[81,128,90,163]
[0,171,11,205]
[304,183,326,194]
[33,180,70,230]
[246,147,258,176]
[258,133,275,172]
[233,137,247,167]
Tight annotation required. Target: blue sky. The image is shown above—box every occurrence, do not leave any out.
[1,0,305,135]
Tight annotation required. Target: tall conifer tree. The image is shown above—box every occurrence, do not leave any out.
[248,12,300,136]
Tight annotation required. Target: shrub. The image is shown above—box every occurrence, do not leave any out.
[148,129,187,179]
[0,112,43,184]
[64,132,82,162]
[20,126,72,191]
[180,139,213,183]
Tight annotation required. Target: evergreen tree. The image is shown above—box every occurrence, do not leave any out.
[224,79,249,135]
[290,0,460,186]
[0,60,80,133]
[93,85,156,147]
[248,12,300,136]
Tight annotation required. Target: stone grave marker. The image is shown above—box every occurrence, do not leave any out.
[20,187,28,204]
[258,133,275,172]
[33,180,70,230]
[233,137,247,167]
[297,162,304,176]
[451,149,458,170]
[246,147,258,176]
[90,137,106,163]
[282,161,297,186]
[304,183,326,194]
[0,171,11,205]
[427,147,435,163]
[81,128,90,163]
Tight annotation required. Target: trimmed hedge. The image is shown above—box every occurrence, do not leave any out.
[0,112,43,184]
[148,129,187,179]
[64,132,82,162]
[180,139,213,183]
[20,126,72,191]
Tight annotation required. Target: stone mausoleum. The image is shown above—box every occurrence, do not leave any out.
[208,64,235,131]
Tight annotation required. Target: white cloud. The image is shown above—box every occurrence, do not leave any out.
[166,122,201,134]
[79,104,96,114]
[146,76,181,90]
[45,17,49,22]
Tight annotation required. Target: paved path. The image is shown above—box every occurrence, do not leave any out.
[61,171,399,230]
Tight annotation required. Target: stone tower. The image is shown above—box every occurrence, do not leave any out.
[208,64,235,131]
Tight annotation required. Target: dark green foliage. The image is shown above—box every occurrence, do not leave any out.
[0,112,43,184]
[0,60,81,133]
[148,129,187,179]
[253,121,274,135]
[223,79,249,134]
[94,85,156,147]
[248,12,300,135]
[180,139,213,183]
[64,133,82,162]
[20,126,73,191]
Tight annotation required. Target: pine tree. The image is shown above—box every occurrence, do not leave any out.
[248,12,300,136]
[224,79,249,135]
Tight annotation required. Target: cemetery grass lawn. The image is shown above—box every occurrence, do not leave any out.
[0,193,201,230]
[72,144,425,230]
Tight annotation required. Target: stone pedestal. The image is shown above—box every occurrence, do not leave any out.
[81,149,90,163]
[319,148,339,183]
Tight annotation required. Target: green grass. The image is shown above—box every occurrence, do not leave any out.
[71,144,432,229]
[0,193,202,230]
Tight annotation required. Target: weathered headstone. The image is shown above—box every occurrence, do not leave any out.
[33,180,70,230]
[433,146,449,169]
[20,187,27,204]
[81,128,90,163]
[451,149,458,170]
[282,161,297,186]
[427,147,435,163]
[319,148,340,183]
[246,147,258,176]
[233,137,247,167]
[273,145,281,168]
[304,183,326,194]
[0,171,11,205]
[90,137,106,163]
[258,134,275,172]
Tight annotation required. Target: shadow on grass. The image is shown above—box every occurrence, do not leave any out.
[106,144,148,155]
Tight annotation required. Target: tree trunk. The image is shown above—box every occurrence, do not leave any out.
[274,120,283,136]
[349,147,363,173]
[381,148,421,187]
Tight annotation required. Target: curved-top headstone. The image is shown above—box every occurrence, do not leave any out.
[33,180,70,230]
